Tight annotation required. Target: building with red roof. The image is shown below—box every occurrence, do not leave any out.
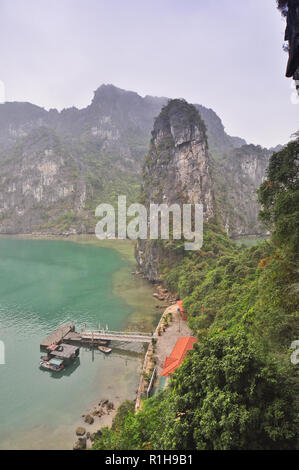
[161,337,196,377]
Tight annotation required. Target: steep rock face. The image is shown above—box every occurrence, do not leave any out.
[193,106,271,237]
[0,128,86,233]
[214,144,271,237]
[0,85,167,234]
[0,84,272,235]
[142,100,215,215]
[136,100,215,281]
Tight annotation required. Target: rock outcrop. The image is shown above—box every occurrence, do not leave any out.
[214,144,272,237]
[73,437,87,450]
[0,84,274,236]
[76,427,86,437]
[0,85,166,234]
[136,100,215,281]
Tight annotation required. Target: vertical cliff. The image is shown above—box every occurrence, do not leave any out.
[214,144,272,237]
[0,85,274,236]
[0,127,86,234]
[136,100,215,281]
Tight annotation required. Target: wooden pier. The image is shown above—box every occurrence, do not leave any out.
[40,323,75,349]
[41,324,152,349]
[81,330,153,343]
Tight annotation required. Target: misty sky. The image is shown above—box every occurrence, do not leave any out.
[0,0,298,147]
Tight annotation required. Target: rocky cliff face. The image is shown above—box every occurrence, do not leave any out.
[193,106,271,237]
[0,128,86,233]
[0,84,272,236]
[136,100,215,281]
[213,144,272,237]
[0,85,167,234]
[142,100,215,215]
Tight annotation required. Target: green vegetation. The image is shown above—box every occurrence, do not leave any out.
[258,140,299,258]
[158,99,207,139]
[93,143,299,450]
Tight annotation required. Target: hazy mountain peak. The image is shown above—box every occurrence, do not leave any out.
[92,83,142,105]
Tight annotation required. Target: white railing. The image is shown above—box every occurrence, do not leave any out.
[146,366,157,398]
[82,329,152,338]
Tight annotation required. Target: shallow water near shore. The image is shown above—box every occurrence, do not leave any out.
[0,237,158,449]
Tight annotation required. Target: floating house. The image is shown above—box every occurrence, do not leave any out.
[40,343,79,372]
[49,343,79,361]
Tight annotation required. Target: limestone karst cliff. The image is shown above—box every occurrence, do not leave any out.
[135,100,274,281]
[141,100,215,216]
[0,85,166,234]
[136,100,216,281]
[213,144,272,237]
[0,84,273,236]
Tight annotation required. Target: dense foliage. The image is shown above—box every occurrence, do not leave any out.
[258,140,299,258]
[93,144,299,450]
[94,332,298,450]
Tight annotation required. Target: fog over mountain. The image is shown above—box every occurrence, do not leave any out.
[0,0,297,148]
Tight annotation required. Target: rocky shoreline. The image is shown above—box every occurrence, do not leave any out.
[73,285,178,450]
[73,399,116,450]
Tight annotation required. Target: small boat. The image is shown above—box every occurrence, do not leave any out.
[40,344,80,372]
[40,357,65,372]
[98,345,112,354]
[47,344,59,352]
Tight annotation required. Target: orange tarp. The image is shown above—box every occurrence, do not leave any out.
[161,337,196,376]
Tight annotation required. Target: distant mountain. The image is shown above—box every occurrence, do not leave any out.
[195,105,247,158]
[0,84,274,236]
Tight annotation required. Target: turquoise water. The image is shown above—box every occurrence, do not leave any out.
[0,238,156,449]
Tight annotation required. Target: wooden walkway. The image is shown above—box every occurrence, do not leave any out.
[40,324,152,349]
[81,330,153,343]
[40,323,74,349]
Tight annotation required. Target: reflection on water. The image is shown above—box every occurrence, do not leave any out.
[0,237,158,450]
[45,357,81,379]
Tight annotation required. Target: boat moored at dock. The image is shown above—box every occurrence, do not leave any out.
[98,345,112,354]
[40,357,65,372]
[39,322,153,368]
[39,343,80,372]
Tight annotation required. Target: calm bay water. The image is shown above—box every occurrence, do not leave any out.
[0,237,158,449]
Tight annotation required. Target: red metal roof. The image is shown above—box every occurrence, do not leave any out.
[161,337,196,376]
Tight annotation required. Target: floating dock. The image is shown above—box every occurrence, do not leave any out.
[41,324,153,350]
[40,323,75,349]
[81,330,153,343]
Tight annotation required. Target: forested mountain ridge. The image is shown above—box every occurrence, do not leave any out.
[0,84,273,235]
